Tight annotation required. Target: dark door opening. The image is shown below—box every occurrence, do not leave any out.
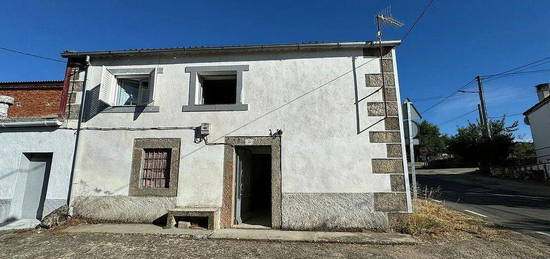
[235,146,272,228]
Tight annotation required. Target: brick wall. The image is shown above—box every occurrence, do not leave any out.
[0,81,63,118]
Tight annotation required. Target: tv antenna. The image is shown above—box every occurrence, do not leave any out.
[375,7,403,117]
[376,6,404,42]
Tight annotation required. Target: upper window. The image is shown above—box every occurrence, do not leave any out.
[116,77,150,106]
[198,73,237,105]
[100,67,156,108]
[183,65,249,112]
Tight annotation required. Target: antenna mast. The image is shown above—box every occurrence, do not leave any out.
[376,7,403,117]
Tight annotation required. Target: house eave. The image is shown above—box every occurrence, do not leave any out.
[61,40,401,58]
[524,95,550,116]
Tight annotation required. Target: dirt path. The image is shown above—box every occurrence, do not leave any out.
[1,229,548,258]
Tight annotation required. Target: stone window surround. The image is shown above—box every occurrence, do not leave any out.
[104,68,160,113]
[221,136,282,229]
[129,138,180,197]
[182,65,249,112]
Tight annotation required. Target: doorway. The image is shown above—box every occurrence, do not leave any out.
[20,153,52,220]
[234,146,272,228]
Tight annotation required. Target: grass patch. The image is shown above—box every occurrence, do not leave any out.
[393,199,507,240]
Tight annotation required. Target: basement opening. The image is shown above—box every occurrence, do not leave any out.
[174,216,209,229]
[198,73,237,105]
[234,146,272,228]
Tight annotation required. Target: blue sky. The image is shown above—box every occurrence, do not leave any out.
[1,0,549,140]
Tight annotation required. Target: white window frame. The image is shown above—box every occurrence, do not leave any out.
[115,75,150,106]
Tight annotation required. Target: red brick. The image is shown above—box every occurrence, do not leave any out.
[0,81,63,118]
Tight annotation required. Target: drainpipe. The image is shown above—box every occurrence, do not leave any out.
[0,120,62,128]
[66,55,90,215]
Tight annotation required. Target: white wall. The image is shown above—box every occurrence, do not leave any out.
[0,128,75,221]
[72,49,395,208]
[528,104,550,163]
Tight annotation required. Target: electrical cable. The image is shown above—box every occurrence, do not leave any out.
[421,78,476,113]
[401,0,434,42]
[487,113,524,119]
[437,108,478,125]
[0,47,65,63]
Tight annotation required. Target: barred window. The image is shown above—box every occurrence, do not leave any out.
[141,149,171,188]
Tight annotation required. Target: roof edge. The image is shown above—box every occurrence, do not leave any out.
[0,80,64,85]
[524,95,550,116]
[61,40,401,58]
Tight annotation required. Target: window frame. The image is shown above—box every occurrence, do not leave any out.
[115,76,150,106]
[183,65,249,112]
[129,138,180,197]
[100,67,160,113]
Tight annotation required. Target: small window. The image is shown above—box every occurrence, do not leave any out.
[116,77,150,106]
[141,149,171,189]
[198,73,237,105]
[183,65,249,112]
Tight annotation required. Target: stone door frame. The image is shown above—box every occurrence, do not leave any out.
[220,136,282,229]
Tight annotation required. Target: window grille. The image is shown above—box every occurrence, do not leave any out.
[142,149,171,188]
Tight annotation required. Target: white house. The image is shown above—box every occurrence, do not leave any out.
[62,41,411,231]
[524,83,550,165]
[0,81,76,229]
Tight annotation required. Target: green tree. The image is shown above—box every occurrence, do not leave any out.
[415,121,449,159]
[447,118,518,168]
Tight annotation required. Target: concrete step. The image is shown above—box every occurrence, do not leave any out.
[64,223,415,245]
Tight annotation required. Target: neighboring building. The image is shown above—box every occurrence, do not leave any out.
[0,79,77,229]
[62,41,411,231]
[524,83,550,164]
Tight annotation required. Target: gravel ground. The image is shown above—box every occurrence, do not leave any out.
[0,229,549,258]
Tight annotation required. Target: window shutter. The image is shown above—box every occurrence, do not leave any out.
[100,67,115,105]
[146,69,155,105]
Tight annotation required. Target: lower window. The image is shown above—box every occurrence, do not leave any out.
[141,149,171,188]
[129,138,180,197]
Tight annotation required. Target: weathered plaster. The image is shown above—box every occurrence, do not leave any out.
[72,195,176,223]
[0,129,75,222]
[282,193,389,230]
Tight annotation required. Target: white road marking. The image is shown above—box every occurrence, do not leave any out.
[464,192,545,200]
[464,209,488,218]
[535,231,550,237]
[430,199,442,203]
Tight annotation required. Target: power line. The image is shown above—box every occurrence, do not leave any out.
[422,78,476,113]
[438,108,478,125]
[0,47,65,63]
[401,0,434,42]
[420,57,550,113]
[482,56,550,79]
[484,68,550,83]
[488,113,523,119]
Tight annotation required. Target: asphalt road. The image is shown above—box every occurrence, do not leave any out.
[415,168,550,243]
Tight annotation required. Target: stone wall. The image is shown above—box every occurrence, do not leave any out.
[490,164,549,181]
[63,64,84,120]
[366,49,409,219]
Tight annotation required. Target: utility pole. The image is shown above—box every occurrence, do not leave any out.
[476,76,492,138]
